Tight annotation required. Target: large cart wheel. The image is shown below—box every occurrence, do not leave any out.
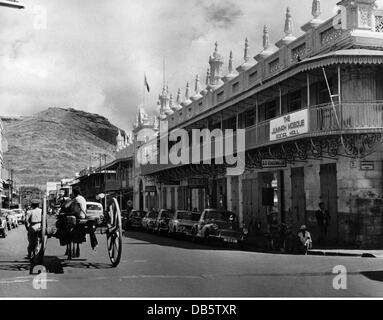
[106,198,122,267]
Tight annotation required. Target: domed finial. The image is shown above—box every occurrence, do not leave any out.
[185,82,190,100]
[244,38,249,62]
[312,0,321,19]
[284,7,293,37]
[228,51,233,73]
[169,93,174,109]
[176,88,182,105]
[214,41,218,54]
[206,68,210,86]
[194,75,200,94]
[263,25,270,50]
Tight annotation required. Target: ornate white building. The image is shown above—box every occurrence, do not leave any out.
[134,0,383,248]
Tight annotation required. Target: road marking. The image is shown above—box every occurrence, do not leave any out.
[121,275,202,280]
[121,259,148,263]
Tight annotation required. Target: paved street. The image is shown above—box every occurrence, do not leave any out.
[1,226,383,297]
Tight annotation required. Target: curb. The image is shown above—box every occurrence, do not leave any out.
[308,250,377,258]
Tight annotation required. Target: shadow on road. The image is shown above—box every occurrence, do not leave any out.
[360,270,383,282]
[0,260,30,272]
[123,230,246,252]
[36,256,114,274]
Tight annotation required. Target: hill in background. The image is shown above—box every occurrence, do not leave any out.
[2,107,125,189]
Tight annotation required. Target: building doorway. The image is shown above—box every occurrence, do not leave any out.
[320,163,338,243]
[291,167,306,227]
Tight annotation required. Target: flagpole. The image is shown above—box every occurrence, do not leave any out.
[142,73,145,108]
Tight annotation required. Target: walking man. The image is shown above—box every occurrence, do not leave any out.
[315,202,330,245]
[25,199,42,259]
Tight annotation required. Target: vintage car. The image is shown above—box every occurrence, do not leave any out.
[3,210,18,230]
[12,208,25,224]
[168,210,201,238]
[154,209,174,235]
[141,210,159,232]
[0,210,8,238]
[86,202,104,225]
[123,210,147,230]
[191,209,248,247]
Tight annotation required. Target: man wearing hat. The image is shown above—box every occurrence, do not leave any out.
[25,199,42,259]
[297,225,312,255]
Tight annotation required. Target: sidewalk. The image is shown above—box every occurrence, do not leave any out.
[245,235,383,258]
[308,249,383,258]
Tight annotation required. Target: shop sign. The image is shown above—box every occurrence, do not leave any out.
[270,109,308,141]
[360,161,374,171]
[145,186,157,193]
[261,159,287,168]
[188,178,208,188]
[162,180,180,186]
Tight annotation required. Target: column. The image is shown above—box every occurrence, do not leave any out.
[227,176,233,211]
[238,175,244,225]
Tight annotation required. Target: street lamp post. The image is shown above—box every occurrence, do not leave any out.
[0,0,25,9]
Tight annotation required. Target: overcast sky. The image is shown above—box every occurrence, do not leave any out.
[0,0,378,132]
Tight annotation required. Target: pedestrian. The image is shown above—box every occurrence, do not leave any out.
[267,211,279,250]
[72,188,98,250]
[315,202,330,245]
[25,199,42,259]
[297,225,312,255]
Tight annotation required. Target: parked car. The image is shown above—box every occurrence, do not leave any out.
[191,209,248,247]
[86,202,104,225]
[2,210,18,230]
[155,209,174,235]
[123,210,147,230]
[12,208,25,224]
[141,210,159,232]
[168,210,201,238]
[0,211,7,238]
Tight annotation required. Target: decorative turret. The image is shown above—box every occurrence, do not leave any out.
[169,93,181,112]
[116,129,124,152]
[181,82,192,107]
[276,7,296,48]
[237,38,254,73]
[200,69,210,96]
[173,88,183,110]
[191,75,203,101]
[336,0,376,31]
[157,83,173,119]
[223,51,238,82]
[208,42,224,89]
[254,25,274,61]
[134,107,151,130]
[301,0,323,31]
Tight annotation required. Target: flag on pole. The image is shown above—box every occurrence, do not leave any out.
[144,74,150,93]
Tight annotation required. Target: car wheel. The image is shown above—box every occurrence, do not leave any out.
[203,231,209,243]
[191,229,198,243]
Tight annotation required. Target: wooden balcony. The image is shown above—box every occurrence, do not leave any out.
[141,102,383,175]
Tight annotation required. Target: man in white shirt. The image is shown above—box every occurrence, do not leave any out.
[297,225,312,255]
[72,188,98,250]
[25,199,42,259]
[72,188,86,219]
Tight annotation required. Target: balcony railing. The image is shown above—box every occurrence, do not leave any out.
[141,102,383,175]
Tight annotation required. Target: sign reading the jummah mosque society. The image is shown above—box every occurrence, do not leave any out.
[270,109,309,141]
